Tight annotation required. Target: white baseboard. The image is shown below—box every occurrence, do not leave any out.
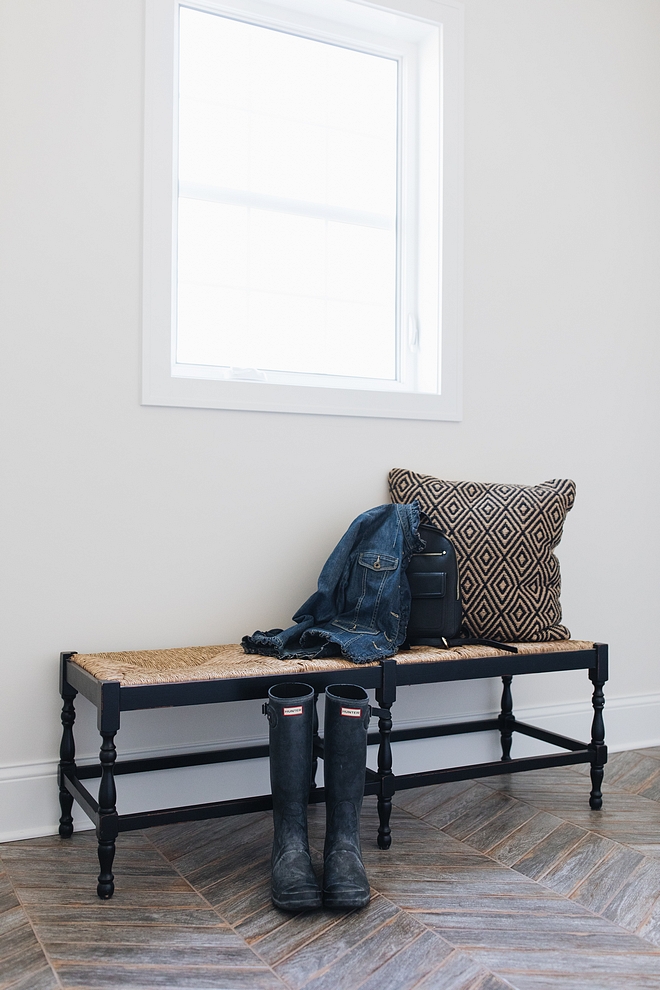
[2,692,659,844]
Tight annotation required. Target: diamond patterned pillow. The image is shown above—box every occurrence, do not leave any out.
[389,469,576,642]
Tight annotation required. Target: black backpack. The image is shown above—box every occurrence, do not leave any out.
[403,523,517,652]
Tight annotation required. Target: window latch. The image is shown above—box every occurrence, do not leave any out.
[407,315,419,351]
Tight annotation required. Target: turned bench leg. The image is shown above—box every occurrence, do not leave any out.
[499,675,514,762]
[589,674,606,810]
[376,703,394,849]
[376,657,397,850]
[58,689,77,838]
[97,731,118,898]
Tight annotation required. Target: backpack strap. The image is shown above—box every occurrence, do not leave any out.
[445,636,518,654]
[400,636,518,654]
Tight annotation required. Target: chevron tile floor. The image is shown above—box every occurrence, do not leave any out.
[2,748,660,989]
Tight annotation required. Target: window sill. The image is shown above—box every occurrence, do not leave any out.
[142,364,462,421]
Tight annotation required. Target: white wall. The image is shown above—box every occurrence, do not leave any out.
[1,0,659,840]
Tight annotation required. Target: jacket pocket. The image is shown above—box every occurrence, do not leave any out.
[358,552,398,573]
[332,551,399,633]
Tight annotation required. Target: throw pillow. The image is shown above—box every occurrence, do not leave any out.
[388,469,576,642]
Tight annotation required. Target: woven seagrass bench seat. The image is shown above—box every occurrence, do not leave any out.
[58,639,608,898]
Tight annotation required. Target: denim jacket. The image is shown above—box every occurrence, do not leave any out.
[242,502,424,664]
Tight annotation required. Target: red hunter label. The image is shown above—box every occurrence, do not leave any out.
[341,707,362,718]
[282,706,303,716]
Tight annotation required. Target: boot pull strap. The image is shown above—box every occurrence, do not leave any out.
[369,706,390,719]
[262,701,278,726]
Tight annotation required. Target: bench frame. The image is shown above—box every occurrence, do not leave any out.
[58,643,608,898]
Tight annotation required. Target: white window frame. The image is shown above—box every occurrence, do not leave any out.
[142,0,463,421]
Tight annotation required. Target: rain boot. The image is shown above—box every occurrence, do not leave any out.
[322,684,371,909]
[264,682,322,911]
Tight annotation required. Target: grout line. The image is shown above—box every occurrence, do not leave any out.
[0,852,65,990]
[144,812,271,879]
[599,752,645,789]
[513,823,588,881]
[562,844,619,901]
[477,761,660,855]
[251,918,349,973]
[478,809,544,858]
[450,794,521,844]
[621,766,660,799]
[473,800,660,950]
[390,762,660,954]
[202,873,272,931]
[381,931,439,990]
[596,854,660,927]
[407,946,463,990]
[483,754,660,808]
[150,811,455,990]
[395,920,520,990]
[141,828,289,987]
[5,749,660,986]
[635,891,660,940]
[276,901,420,990]
[248,902,350,966]
[391,781,483,831]
[244,828,392,972]
[354,929,467,990]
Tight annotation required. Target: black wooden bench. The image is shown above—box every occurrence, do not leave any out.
[58,639,608,898]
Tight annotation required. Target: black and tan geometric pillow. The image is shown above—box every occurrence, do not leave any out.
[389,469,576,643]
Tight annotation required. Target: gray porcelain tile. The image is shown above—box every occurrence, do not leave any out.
[601,859,660,932]
[5,965,60,990]
[355,930,454,990]
[539,831,614,896]
[292,909,425,990]
[393,780,475,819]
[570,845,645,914]
[510,822,586,880]
[3,747,660,990]
[52,964,284,989]
[424,784,500,830]
[443,790,518,842]
[273,896,400,989]
[487,812,565,867]
[464,797,538,854]
[414,948,493,990]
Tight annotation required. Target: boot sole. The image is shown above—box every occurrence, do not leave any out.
[322,891,371,911]
[272,892,323,912]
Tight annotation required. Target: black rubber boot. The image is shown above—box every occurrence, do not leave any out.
[265,682,322,912]
[322,684,371,910]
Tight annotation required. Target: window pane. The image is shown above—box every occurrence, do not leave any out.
[177,6,398,381]
[177,202,396,377]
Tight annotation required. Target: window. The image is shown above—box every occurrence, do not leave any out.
[143,0,463,420]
